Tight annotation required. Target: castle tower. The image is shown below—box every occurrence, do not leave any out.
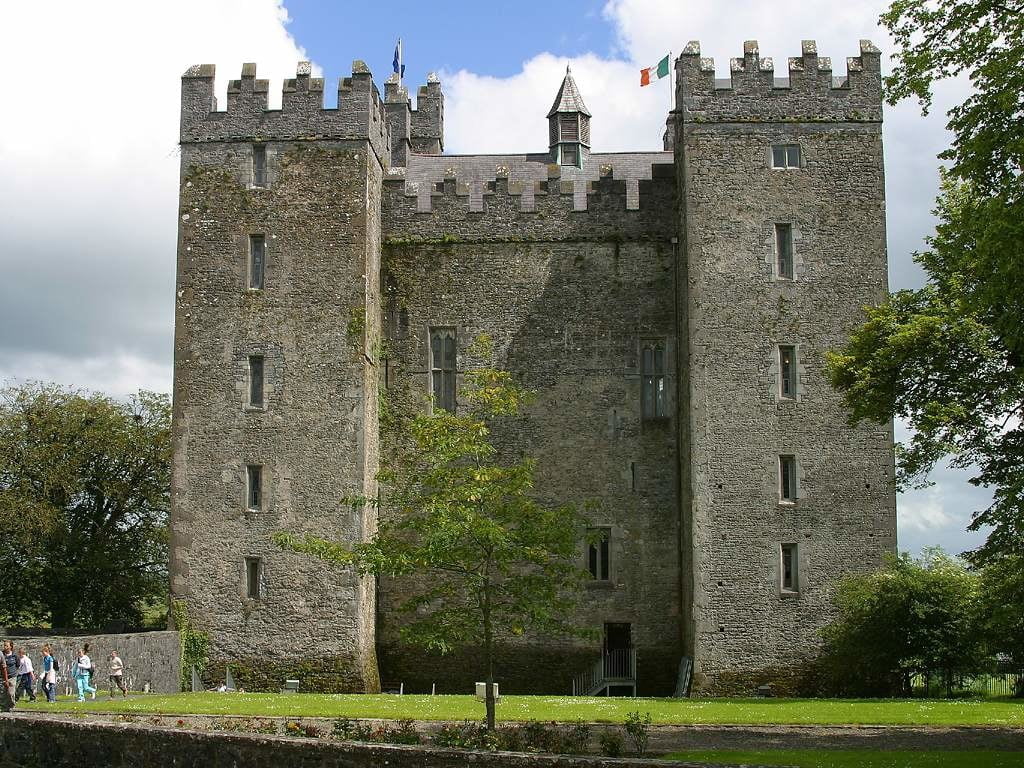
[171,60,389,692]
[672,40,896,693]
[547,65,591,167]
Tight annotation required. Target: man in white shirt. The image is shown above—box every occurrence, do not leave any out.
[15,649,36,702]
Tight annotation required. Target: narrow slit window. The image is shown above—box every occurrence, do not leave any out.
[245,557,262,599]
[430,328,456,412]
[641,341,667,419]
[775,223,794,279]
[779,455,796,502]
[246,464,262,510]
[781,544,798,592]
[248,355,264,407]
[779,346,796,399]
[252,144,267,187]
[587,527,611,581]
[249,235,265,290]
[771,144,801,169]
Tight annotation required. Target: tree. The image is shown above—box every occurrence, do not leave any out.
[828,0,1024,563]
[821,549,988,696]
[978,554,1024,695]
[0,383,171,629]
[275,337,588,729]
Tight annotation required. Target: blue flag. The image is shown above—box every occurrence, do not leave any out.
[393,41,405,78]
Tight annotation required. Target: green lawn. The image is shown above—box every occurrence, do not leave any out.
[18,693,1024,726]
[665,750,1022,768]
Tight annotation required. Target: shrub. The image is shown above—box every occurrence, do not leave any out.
[624,711,652,756]
[558,720,592,754]
[433,721,498,751]
[599,729,624,758]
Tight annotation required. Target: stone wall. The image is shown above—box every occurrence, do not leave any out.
[0,631,179,694]
[0,717,729,768]
[378,156,682,696]
[675,40,896,694]
[171,135,383,691]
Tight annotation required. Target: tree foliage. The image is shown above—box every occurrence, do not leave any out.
[978,554,1024,694]
[0,383,171,629]
[276,337,588,729]
[828,0,1024,563]
[821,549,987,696]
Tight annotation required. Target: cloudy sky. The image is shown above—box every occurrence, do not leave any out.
[0,0,989,556]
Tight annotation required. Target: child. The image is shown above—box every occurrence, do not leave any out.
[108,650,128,698]
[15,649,36,702]
[41,644,57,703]
[73,648,97,702]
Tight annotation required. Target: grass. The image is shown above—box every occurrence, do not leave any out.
[18,693,1024,726]
[664,750,1023,767]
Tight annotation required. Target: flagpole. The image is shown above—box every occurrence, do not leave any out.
[398,37,403,89]
[668,50,673,118]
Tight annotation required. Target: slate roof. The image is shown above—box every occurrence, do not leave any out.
[547,66,592,117]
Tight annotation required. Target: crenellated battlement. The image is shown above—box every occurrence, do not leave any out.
[382,158,676,242]
[383,72,444,166]
[179,61,441,166]
[676,40,882,123]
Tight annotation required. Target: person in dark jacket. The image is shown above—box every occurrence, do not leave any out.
[2,638,17,712]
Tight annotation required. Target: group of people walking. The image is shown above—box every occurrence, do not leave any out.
[1,640,128,710]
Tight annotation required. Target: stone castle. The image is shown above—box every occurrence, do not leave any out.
[171,39,896,696]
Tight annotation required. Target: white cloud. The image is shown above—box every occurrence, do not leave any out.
[0,352,172,400]
[0,0,314,397]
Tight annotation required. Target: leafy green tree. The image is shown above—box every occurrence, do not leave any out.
[0,383,171,629]
[978,554,1024,695]
[821,549,987,696]
[828,1,1023,563]
[276,338,588,729]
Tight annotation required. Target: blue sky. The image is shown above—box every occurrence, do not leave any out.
[284,0,618,86]
[0,0,991,558]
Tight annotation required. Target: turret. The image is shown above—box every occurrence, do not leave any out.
[547,65,591,168]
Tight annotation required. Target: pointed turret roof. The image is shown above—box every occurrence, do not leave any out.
[547,65,591,117]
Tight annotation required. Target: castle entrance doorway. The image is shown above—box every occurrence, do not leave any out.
[603,622,632,678]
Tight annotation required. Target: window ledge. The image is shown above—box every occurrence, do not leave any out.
[585,580,616,590]
[779,590,801,599]
[244,406,266,413]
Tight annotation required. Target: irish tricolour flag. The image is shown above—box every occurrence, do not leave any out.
[640,55,670,86]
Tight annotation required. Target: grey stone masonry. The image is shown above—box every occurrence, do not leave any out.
[674,40,895,693]
[172,38,895,696]
[1,630,180,694]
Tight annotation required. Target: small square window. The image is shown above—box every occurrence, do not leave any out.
[781,543,799,592]
[252,144,267,187]
[245,557,262,599]
[587,527,611,581]
[561,145,578,167]
[775,223,794,279]
[248,355,264,407]
[779,455,797,502]
[779,346,797,399]
[249,235,265,290]
[771,144,801,169]
[246,464,262,510]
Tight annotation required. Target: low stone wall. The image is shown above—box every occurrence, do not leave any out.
[0,716,744,768]
[1,630,180,694]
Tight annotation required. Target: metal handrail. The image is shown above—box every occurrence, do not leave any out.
[571,649,636,695]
